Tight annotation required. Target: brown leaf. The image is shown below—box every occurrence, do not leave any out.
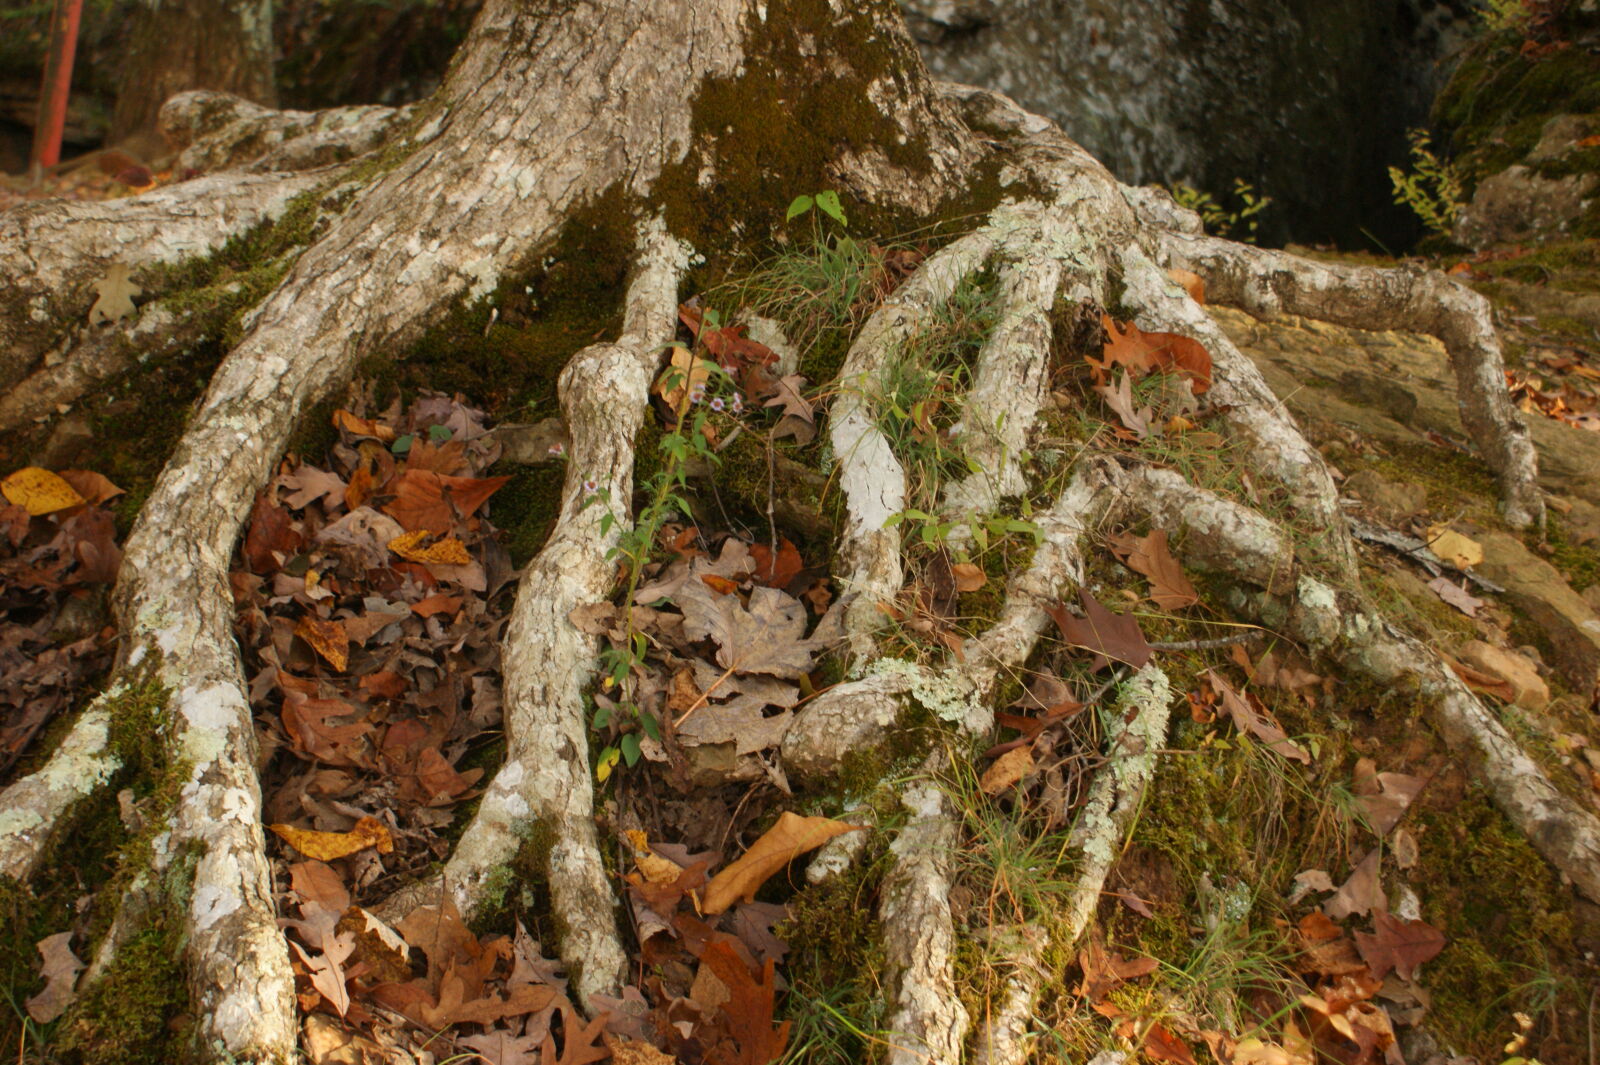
[1323,848,1384,921]
[1354,912,1445,981]
[281,464,348,511]
[702,812,863,914]
[676,582,817,679]
[56,469,123,505]
[270,816,393,861]
[1295,911,1368,978]
[1076,934,1159,1002]
[382,469,511,534]
[1145,1023,1198,1065]
[1205,670,1310,765]
[412,594,464,619]
[24,932,83,1023]
[1094,371,1153,439]
[1096,314,1213,394]
[1047,592,1152,670]
[295,615,350,672]
[950,562,987,593]
[1427,576,1484,617]
[980,746,1035,795]
[1167,267,1207,305]
[749,537,805,589]
[700,938,791,1065]
[1351,758,1427,836]
[1113,529,1198,609]
[88,263,141,326]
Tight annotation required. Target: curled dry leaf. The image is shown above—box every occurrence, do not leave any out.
[1110,528,1199,609]
[1323,848,1384,921]
[702,812,863,914]
[271,816,394,861]
[1424,525,1484,570]
[980,746,1035,795]
[1205,670,1310,765]
[24,932,84,1023]
[1047,591,1153,670]
[1427,576,1484,617]
[1166,266,1206,305]
[332,408,398,442]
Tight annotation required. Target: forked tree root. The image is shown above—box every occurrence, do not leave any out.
[380,216,692,1006]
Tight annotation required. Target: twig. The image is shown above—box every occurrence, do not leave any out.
[1147,632,1264,652]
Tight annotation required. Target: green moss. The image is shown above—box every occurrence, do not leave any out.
[1412,788,1590,1058]
[652,0,1008,282]
[58,917,189,1065]
[489,463,567,568]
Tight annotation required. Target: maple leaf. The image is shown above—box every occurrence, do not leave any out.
[1204,670,1311,765]
[1323,848,1384,921]
[382,469,511,533]
[1351,757,1427,836]
[675,581,818,679]
[702,812,863,914]
[700,939,791,1065]
[1046,592,1152,670]
[1353,912,1445,980]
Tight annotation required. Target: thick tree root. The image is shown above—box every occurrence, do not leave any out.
[1153,224,1545,530]
[0,169,328,390]
[1124,464,1600,902]
[382,217,692,1006]
[159,89,412,175]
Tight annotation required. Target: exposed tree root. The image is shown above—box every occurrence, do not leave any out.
[381,217,692,1007]
[159,89,412,175]
[1152,221,1545,530]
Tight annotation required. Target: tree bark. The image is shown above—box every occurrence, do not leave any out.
[1,2,1587,1063]
[109,0,277,143]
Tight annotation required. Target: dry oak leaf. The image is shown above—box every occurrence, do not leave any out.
[1047,591,1153,670]
[1094,371,1154,439]
[295,615,350,671]
[1144,1023,1198,1065]
[270,815,394,861]
[88,262,141,326]
[1323,848,1384,921]
[1096,314,1213,394]
[1351,757,1427,836]
[702,812,863,914]
[24,932,83,1023]
[2,467,85,516]
[1205,670,1311,765]
[1076,934,1159,1002]
[1111,528,1199,609]
[388,529,473,565]
[700,938,792,1065]
[1424,525,1484,569]
[1167,266,1207,305]
[980,746,1036,795]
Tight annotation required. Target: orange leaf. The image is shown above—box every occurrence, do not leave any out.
[950,562,986,593]
[750,537,805,588]
[700,573,740,595]
[1145,1023,1197,1065]
[411,595,463,619]
[702,812,863,914]
[270,815,393,861]
[980,747,1035,794]
[332,409,397,442]
[382,470,511,533]
[294,616,350,671]
[1,467,85,515]
[1166,267,1206,305]
[388,530,472,565]
[345,465,374,509]
[1096,314,1213,394]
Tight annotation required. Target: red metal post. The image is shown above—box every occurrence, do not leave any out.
[30,0,86,174]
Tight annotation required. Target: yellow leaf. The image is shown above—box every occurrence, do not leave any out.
[1,467,86,516]
[270,816,393,861]
[294,616,349,672]
[387,530,472,565]
[1425,525,1484,569]
[653,343,711,414]
[331,409,397,442]
[625,829,686,885]
[596,746,621,783]
[702,812,863,914]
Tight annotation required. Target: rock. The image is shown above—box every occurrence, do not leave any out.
[1474,529,1600,697]
[1212,305,1600,510]
[1452,165,1599,250]
[1456,640,1551,711]
[1344,468,1427,519]
[1529,114,1600,164]
[1562,499,1600,546]
[1582,585,1600,613]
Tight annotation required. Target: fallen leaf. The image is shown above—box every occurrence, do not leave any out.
[2,467,85,516]
[1354,912,1446,980]
[270,816,394,861]
[88,262,141,326]
[383,470,512,534]
[676,582,818,679]
[1205,670,1310,765]
[1145,1023,1198,1065]
[1111,529,1199,609]
[1324,848,1384,921]
[1094,371,1153,439]
[1352,757,1427,836]
[412,594,464,618]
[56,469,123,505]
[625,829,688,886]
[1097,314,1213,394]
[1424,525,1483,569]
[332,409,398,442]
[1047,592,1152,670]
[699,938,792,1065]
[1295,911,1367,977]
[1428,576,1485,617]
[1167,267,1206,305]
[749,537,805,588]
[388,530,473,565]
[1076,933,1159,1002]
[24,932,83,1023]
[1392,827,1419,869]
[294,615,350,672]
[950,562,987,593]
[980,746,1035,794]
[702,812,863,914]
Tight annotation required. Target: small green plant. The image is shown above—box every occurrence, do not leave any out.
[585,351,732,780]
[1388,129,1465,237]
[786,190,849,228]
[1479,0,1532,34]
[1169,179,1271,243]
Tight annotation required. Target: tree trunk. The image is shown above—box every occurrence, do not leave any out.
[2,2,1594,1064]
[109,0,277,143]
